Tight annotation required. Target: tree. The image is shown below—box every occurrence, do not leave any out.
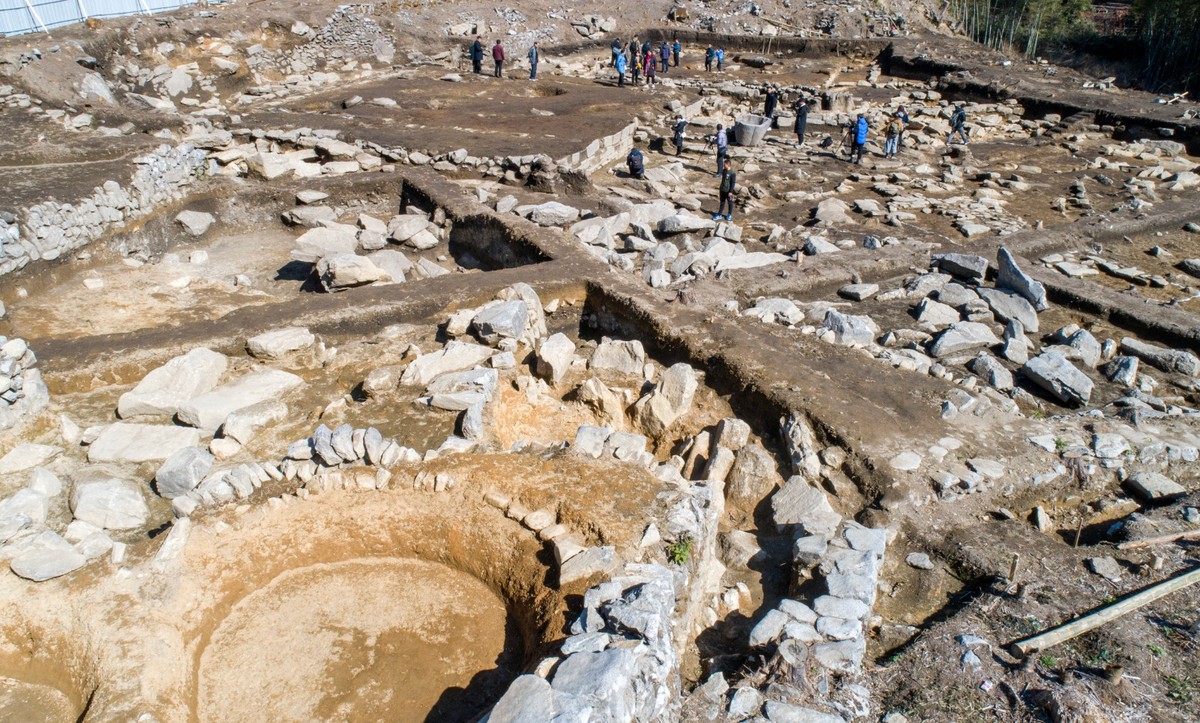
[1132,0,1200,94]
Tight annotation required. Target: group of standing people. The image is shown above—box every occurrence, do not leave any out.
[753,83,811,147]
[612,38,681,88]
[703,45,726,72]
[846,103,968,164]
[468,36,541,80]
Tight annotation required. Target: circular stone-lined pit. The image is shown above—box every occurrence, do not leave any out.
[198,557,518,722]
[0,676,78,722]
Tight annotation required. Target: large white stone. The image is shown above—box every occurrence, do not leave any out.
[70,479,149,530]
[928,322,1001,358]
[317,254,389,290]
[525,202,581,227]
[771,476,841,537]
[9,531,86,581]
[590,339,645,374]
[87,423,201,464]
[117,348,228,418]
[657,213,715,235]
[472,301,528,345]
[177,369,305,433]
[221,399,289,445]
[536,333,576,384]
[154,447,214,499]
[176,210,215,237]
[633,363,697,437]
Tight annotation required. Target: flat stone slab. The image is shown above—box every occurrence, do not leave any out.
[177,369,305,433]
[0,443,61,475]
[1022,351,1093,406]
[246,327,315,359]
[1124,471,1186,503]
[838,283,879,301]
[87,423,202,464]
[400,341,495,386]
[9,530,87,581]
[117,348,228,418]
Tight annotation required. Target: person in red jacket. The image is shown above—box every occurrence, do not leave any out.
[492,40,505,78]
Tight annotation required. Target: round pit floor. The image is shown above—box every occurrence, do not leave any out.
[198,558,518,722]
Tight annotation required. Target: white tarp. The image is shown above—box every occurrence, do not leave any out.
[0,0,210,36]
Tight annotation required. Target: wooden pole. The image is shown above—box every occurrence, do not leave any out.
[1118,529,1200,550]
[1012,566,1200,656]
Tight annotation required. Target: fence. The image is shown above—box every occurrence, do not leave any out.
[0,0,216,36]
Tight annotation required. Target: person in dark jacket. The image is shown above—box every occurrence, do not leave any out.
[672,115,687,156]
[713,158,737,221]
[470,36,484,74]
[704,45,714,72]
[792,97,809,146]
[658,42,669,73]
[611,39,621,67]
[763,85,779,120]
[896,104,909,148]
[947,105,969,144]
[492,40,505,78]
[642,40,651,57]
[630,51,641,85]
[626,148,645,179]
[528,42,539,80]
[672,39,681,67]
[713,123,728,175]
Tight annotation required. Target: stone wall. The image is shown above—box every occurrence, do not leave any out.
[556,121,638,176]
[0,143,208,277]
[485,451,724,723]
[0,337,49,431]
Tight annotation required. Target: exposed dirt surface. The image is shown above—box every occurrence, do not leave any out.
[198,558,516,722]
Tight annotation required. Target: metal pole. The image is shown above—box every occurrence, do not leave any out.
[23,0,49,32]
[76,0,88,21]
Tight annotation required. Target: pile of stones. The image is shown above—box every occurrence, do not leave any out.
[0,336,49,430]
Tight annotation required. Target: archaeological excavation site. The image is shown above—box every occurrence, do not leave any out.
[0,0,1198,720]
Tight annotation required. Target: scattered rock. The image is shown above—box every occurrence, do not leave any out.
[70,479,149,530]
[1022,351,1094,406]
[1124,471,1186,503]
[905,552,934,570]
[155,447,214,499]
[175,210,215,237]
[246,327,315,359]
[1087,556,1123,583]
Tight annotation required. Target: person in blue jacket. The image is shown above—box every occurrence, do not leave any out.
[659,42,670,74]
[715,47,725,71]
[672,39,681,67]
[615,51,627,87]
[850,112,869,164]
[705,45,714,72]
